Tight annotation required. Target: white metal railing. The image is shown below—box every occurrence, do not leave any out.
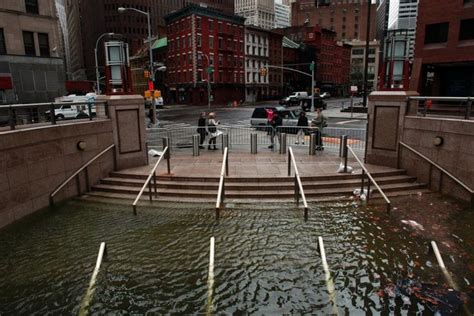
[215,147,229,217]
[78,242,107,316]
[398,141,474,207]
[346,145,391,213]
[288,147,308,217]
[132,146,170,214]
[49,144,116,206]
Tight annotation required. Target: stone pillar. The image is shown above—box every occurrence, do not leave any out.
[366,91,419,168]
[97,95,147,170]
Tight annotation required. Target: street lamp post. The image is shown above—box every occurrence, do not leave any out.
[95,32,115,95]
[202,54,212,111]
[118,7,156,124]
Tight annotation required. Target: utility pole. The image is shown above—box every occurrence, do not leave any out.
[362,0,372,107]
[310,61,315,112]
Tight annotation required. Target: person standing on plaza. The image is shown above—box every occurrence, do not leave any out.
[265,108,274,135]
[197,112,207,149]
[268,111,282,149]
[296,111,308,145]
[207,112,220,150]
[311,108,327,150]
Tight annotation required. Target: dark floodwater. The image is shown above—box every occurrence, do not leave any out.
[0,200,472,315]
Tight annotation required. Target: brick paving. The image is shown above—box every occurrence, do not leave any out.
[119,149,398,178]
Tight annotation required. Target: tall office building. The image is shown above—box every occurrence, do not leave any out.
[235,0,275,30]
[0,0,65,103]
[275,2,291,29]
[388,0,418,58]
[291,0,377,42]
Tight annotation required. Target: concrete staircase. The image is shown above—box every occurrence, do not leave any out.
[84,169,430,204]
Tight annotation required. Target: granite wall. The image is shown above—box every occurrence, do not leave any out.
[0,119,114,229]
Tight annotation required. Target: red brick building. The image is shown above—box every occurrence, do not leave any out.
[281,25,351,96]
[410,0,474,96]
[291,0,377,42]
[268,31,284,98]
[165,5,245,105]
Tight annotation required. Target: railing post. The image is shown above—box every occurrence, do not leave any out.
[222,178,225,204]
[148,181,152,202]
[250,133,257,154]
[295,175,299,205]
[465,98,472,120]
[84,167,90,192]
[50,103,56,125]
[222,133,229,154]
[340,135,348,172]
[309,133,316,155]
[288,150,291,176]
[279,133,287,154]
[367,180,371,204]
[163,137,171,174]
[88,102,93,121]
[360,170,365,193]
[8,106,15,130]
[225,151,229,176]
[192,134,200,156]
[154,171,157,197]
[344,144,348,173]
[145,142,149,165]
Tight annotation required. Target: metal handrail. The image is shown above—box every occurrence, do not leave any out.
[79,242,107,315]
[347,145,391,213]
[49,144,116,206]
[215,147,229,217]
[288,147,308,216]
[399,141,474,207]
[132,146,169,214]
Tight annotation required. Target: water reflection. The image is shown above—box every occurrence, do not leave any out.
[0,200,472,314]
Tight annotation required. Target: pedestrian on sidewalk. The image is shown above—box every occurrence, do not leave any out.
[265,108,274,135]
[268,112,282,149]
[207,112,220,150]
[311,108,327,151]
[197,112,207,149]
[296,111,308,145]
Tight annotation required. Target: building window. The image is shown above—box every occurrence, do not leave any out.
[38,33,49,56]
[352,48,364,55]
[25,0,39,14]
[209,20,213,31]
[459,19,474,41]
[424,22,449,44]
[196,17,201,29]
[197,35,202,47]
[23,31,36,56]
[209,37,214,49]
[0,29,6,55]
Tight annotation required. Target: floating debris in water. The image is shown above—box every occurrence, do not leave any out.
[401,220,425,231]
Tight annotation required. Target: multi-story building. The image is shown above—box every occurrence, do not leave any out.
[347,40,380,91]
[281,25,351,96]
[0,0,65,103]
[268,31,284,97]
[291,0,377,42]
[275,2,291,29]
[235,0,275,30]
[165,5,245,105]
[245,26,269,103]
[410,0,474,96]
[388,0,418,58]
[282,36,301,95]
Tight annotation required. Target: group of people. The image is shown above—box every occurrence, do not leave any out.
[197,112,221,150]
[266,108,327,150]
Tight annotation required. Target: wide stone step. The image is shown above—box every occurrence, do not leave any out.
[91,181,427,199]
[100,174,416,191]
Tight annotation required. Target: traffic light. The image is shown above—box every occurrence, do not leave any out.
[309,62,315,72]
[259,67,268,76]
[144,70,150,78]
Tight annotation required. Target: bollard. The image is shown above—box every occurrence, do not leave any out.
[251,133,257,154]
[339,135,348,157]
[221,133,229,154]
[279,133,287,154]
[309,133,316,155]
[163,137,171,174]
[192,134,200,156]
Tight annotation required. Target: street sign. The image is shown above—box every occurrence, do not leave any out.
[309,62,315,71]
[350,86,358,93]
[206,66,214,74]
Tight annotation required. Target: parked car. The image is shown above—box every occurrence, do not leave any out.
[300,96,327,111]
[320,92,331,99]
[279,91,309,107]
[251,106,302,132]
[45,104,96,120]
